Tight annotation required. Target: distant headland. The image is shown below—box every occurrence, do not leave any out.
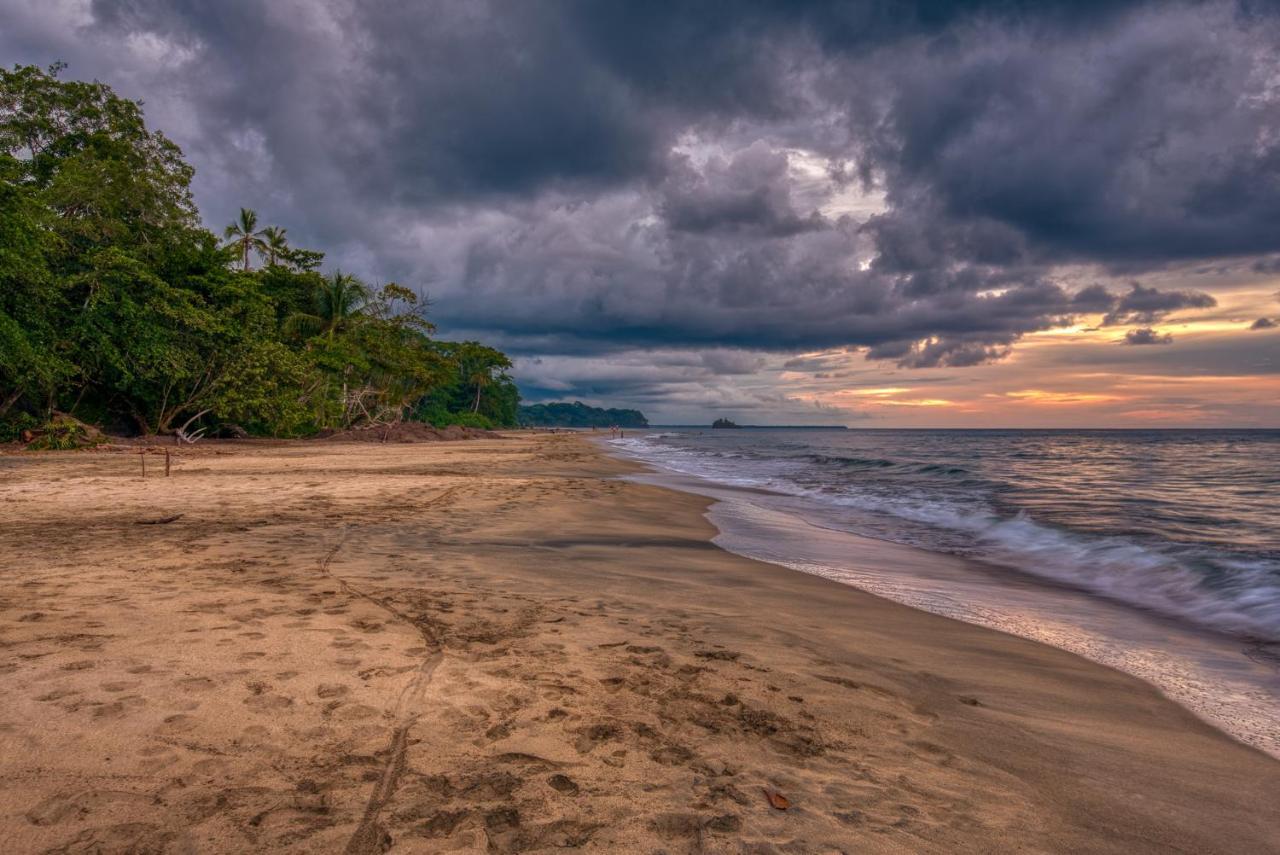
[518,401,648,428]
[692,421,847,430]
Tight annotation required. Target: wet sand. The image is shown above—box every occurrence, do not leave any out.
[0,434,1277,853]
[619,465,1280,759]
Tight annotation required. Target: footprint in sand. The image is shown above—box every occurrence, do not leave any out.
[99,680,140,692]
[243,693,293,711]
[176,676,217,691]
[158,713,199,733]
[547,774,579,795]
[324,702,381,721]
[91,696,147,719]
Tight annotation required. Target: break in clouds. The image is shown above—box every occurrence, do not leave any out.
[5,0,1279,413]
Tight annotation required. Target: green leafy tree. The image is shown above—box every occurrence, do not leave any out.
[415,341,517,428]
[283,246,325,272]
[0,62,520,440]
[211,339,320,436]
[68,246,273,434]
[0,153,71,415]
[306,282,444,427]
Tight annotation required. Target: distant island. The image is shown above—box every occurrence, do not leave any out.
[711,418,741,429]
[518,401,649,428]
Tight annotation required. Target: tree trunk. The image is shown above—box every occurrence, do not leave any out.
[472,385,482,413]
[132,410,153,436]
[0,388,21,418]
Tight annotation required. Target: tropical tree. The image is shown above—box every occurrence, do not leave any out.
[468,364,491,412]
[285,270,369,342]
[0,154,71,416]
[223,207,267,271]
[261,225,289,267]
[427,341,514,419]
[0,63,522,439]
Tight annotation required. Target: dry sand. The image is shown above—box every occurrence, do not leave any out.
[0,434,1277,854]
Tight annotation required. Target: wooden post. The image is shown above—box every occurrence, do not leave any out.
[164,449,171,477]
[140,451,146,478]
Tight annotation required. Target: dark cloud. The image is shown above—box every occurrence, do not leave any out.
[891,336,1017,369]
[857,2,1280,267]
[1102,282,1217,326]
[1124,327,1174,345]
[1252,317,1277,329]
[660,143,825,237]
[2,0,1268,410]
[699,349,768,375]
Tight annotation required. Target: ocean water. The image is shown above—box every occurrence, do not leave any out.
[606,428,1280,754]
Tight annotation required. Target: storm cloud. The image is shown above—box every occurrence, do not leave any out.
[1124,327,1175,346]
[1102,283,1218,326]
[3,0,1276,416]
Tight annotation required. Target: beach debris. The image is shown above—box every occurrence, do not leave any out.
[174,409,211,445]
[762,788,791,811]
[135,514,184,526]
[20,413,105,451]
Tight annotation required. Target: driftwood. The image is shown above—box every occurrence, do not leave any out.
[174,409,211,445]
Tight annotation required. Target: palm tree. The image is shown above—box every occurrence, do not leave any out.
[469,367,491,413]
[261,226,289,267]
[285,271,369,341]
[223,208,268,271]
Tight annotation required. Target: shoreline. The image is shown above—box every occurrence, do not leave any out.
[601,439,1280,759]
[1,434,1277,852]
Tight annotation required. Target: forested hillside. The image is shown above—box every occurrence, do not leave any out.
[518,401,648,428]
[0,63,517,443]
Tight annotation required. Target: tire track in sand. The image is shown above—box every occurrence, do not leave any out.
[313,486,459,855]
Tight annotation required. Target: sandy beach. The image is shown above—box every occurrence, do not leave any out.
[1,433,1277,854]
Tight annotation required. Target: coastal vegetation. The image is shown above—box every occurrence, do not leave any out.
[518,400,648,428]
[0,63,517,441]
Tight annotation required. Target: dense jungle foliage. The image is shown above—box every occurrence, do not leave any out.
[0,63,518,440]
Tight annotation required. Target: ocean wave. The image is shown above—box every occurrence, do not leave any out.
[800,452,972,478]
[610,434,1280,641]
[803,452,897,469]
[974,513,1280,640]
[814,486,1280,640]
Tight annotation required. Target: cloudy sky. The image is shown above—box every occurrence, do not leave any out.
[5,0,1279,426]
